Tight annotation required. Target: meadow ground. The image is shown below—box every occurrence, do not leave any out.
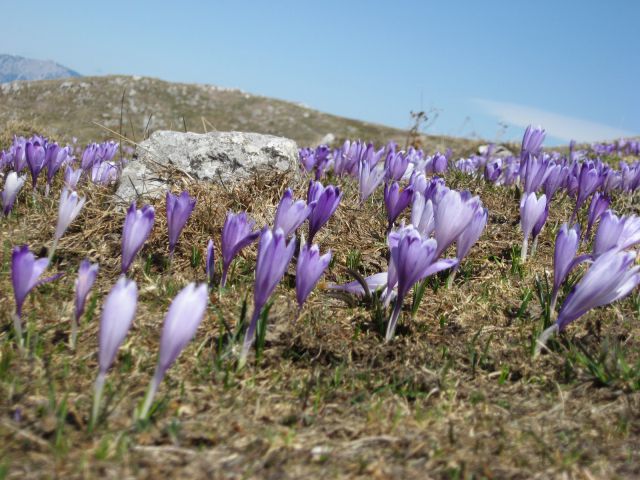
[0,134,639,479]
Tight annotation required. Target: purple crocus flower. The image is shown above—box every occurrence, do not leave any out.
[11,246,52,340]
[239,227,296,368]
[521,154,550,194]
[44,144,71,194]
[81,143,99,170]
[296,242,332,309]
[92,276,137,426]
[166,191,196,257]
[531,203,549,242]
[2,171,26,215]
[433,189,477,257]
[384,182,414,229]
[585,192,610,240]
[572,163,602,220]
[11,141,27,172]
[543,163,569,200]
[25,141,46,190]
[121,203,155,274]
[91,161,119,185]
[139,282,208,420]
[274,188,313,237]
[593,211,640,257]
[386,226,457,341]
[358,160,386,202]
[53,188,86,256]
[220,211,260,287]
[519,192,547,261]
[385,150,409,181]
[537,249,640,353]
[206,239,215,287]
[307,181,342,244]
[72,259,99,347]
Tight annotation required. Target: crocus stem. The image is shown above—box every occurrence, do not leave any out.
[70,316,78,350]
[446,269,457,289]
[549,289,559,317]
[220,268,228,289]
[12,312,23,349]
[521,237,529,263]
[138,369,162,421]
[534,323,559,358]
[90,371,106,430]
[385,297,403,342]
[531,237,539,258]
[48,237,59,263]
[238,308,261,369]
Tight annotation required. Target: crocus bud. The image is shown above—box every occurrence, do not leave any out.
[520,125,545,160]
[456,207,488,266]
[2,171,26,215]
[239,228,296,368]
[121,203,155,274]
[384,182,413,229]
[25,141,46,190]
[11,245,50,320]
[75,259,99,322]
[166,191,196,257]
[586,192,610,240]
[92,276,137,426]
[519,192,547,261]
[139,283,208,420]
[274,188,312,237]
[296,241,331,309]
[220,211,260,287]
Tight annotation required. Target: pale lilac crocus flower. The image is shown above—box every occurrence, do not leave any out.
[296,240,332,310]
[51,188,86,259]
[386,226,457,341]
[519,192,547,262]
[537,249,640,355]
[138,283,208,420]
[64,165,83,190]
[327,272,390,299]
[274,188,313,237]
[220,211,260,287]
[72,259,99,348]
[91,276,137,428]
[239,228,295,368]
[585,192,611,241]
[410,192,435,238]
[448,207,487,285]
[166,191,196,258]
[433,190,477,257]
[358,159,386,203]
[2,171,26,215]
[121,203,155,274]
[593,211,640,257]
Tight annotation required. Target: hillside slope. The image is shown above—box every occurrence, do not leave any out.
[0,75,479,151]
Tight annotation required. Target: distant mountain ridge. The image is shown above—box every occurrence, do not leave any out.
[0,54,81,83]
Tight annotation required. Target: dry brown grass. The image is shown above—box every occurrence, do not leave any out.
[1,151,639,479]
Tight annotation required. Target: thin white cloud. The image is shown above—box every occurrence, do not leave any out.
[473,98,636,143]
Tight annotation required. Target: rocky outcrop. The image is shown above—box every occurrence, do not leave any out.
[115,130,299,203]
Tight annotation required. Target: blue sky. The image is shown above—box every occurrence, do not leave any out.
[3,0,639,145]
